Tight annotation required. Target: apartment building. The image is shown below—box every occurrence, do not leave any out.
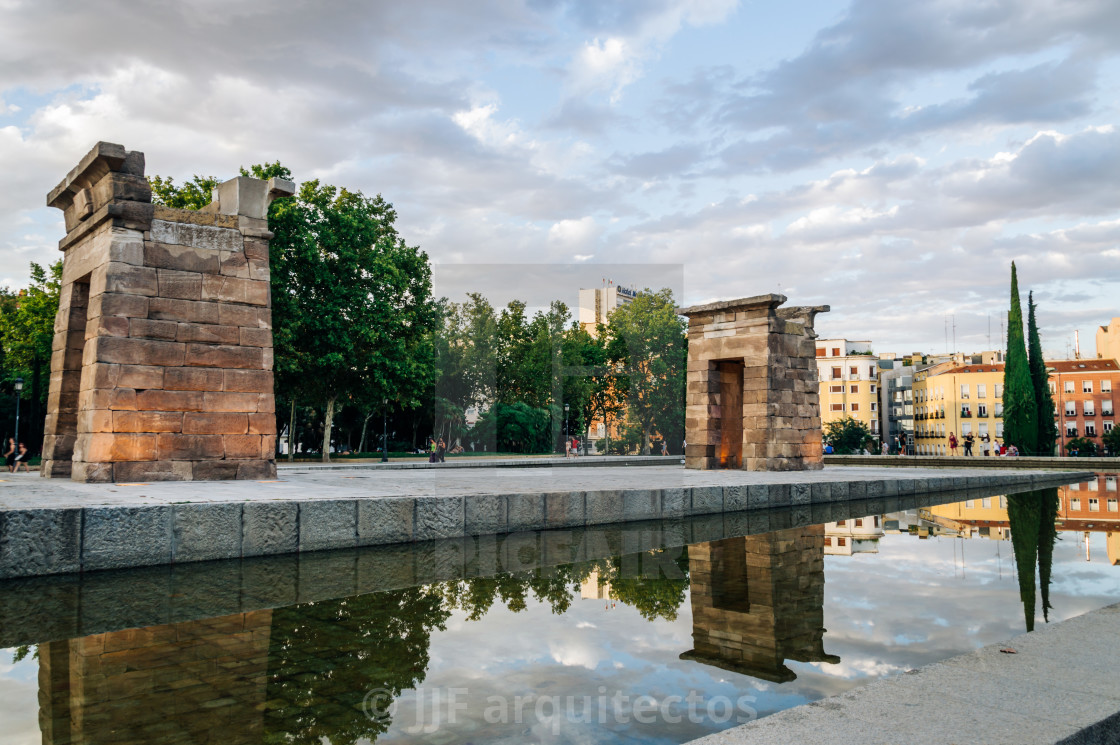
[912,363,1005,455]
[815,339,880,443]
[878,361,913,454]
[1048,359,1119,455]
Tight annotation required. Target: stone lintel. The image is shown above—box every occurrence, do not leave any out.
[213,176,296,220]
[677,293,787,318]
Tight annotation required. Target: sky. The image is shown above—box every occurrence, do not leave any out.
[2,0,1119,357]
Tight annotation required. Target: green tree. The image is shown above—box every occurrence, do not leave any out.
[823,416,873,454]
[1003,262,1037,454]
[1007,490,1041,632]
[1102,425,1120,457]
[0,260,62,450]
[1027,292,1057,456]
[1037,488,1059,623]
[1063,436,1097,456]
[148,174,219,210]
[606,289,686,454]
[150,165,439,462]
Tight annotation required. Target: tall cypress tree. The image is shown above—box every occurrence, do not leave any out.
[1027,292,1057,456]
[1003,262,1037,454]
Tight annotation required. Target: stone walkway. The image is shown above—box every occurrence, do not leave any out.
[690,602,1120,745]
[0,464,1089,510]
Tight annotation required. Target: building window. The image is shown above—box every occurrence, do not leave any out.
[832,347,840,356]
[838,520,846,527]
[995,403,1003,417]
[1088,478,1099,491]
[977,384,987,399]
[1000,496,1007,508]
[850,384,859,393]
[1084,402,1095,416]
[1065,380,1075,393]
[1089,498,1100,512]
[1071,498,1081,510]
[1103,400,1114,416]
[831,403,844,411]
[832,367,842,380]
[1085,423,1097,437]
[855,519,863,527]
[960,384,970,399]
[1066,402,1076,416]
[1103,380,1112,393]
[978,404,988,417]
[965,500,975,508]
[871,384,877,394]
[816,348,826,357]
[830,384,843,393]
[979,422,988,436]
[850,366,859,377]
[1048,381,1056,394]
[1065,423,1078,437]
[1104,421,1114,433]
[838,538,847,547]
[851,403,860,412]
[871,402,877,412]
[996,423,1004,437]
[824,537,832,546]
[961,423,971,434]
[1108,477,1117,492]
[1083,381,1093,393]
[1070,482,1080,491]
[994,384,1003,398]
[1109,498,1119,512]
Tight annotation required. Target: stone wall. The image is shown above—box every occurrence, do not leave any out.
[679,294,828,471]
[680,526,837,682]
[40,142,292,482]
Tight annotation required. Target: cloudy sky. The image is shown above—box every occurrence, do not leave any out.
[2,0,1119,356]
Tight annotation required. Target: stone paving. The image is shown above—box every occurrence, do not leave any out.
[0,464,1087,510]
[689,602,1120,745]
[0,464,1091,580]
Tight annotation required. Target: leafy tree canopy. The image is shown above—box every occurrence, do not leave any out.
[823,416,873,454]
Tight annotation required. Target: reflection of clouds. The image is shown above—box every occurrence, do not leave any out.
[0,660,38,745]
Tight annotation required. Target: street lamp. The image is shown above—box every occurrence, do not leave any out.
[564,403,570,452]
[381,398,389,463]
[13,377,23,448]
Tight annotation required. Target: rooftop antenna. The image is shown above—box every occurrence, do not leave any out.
[952,315,957,354]
[987,314,991,349]
[944,317,949,355]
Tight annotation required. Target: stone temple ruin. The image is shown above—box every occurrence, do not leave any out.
[679,294,828,471]
[41,142,292,482]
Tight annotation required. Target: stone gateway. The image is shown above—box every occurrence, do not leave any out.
[40,142,293,482]
[679,294,828,472]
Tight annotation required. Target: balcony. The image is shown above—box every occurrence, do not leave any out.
[960,411,973,418]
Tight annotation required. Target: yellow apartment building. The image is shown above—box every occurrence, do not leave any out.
[816,338,880,445]
[912,363,1005,455]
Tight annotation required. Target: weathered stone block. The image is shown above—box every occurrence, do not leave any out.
[82,506,171,571]
[465,494,506,535]
[135,389,204,411]
[299,500,357,551]
[236,459,276,479]
[156,268,202,300]
[508,493,546,531]
[192,461,240,480]
[248,413,273,434]
[182,412,248,434]
[144,241,221,274]
[75,432,158,462]
[116,364,165,389]
[415,496,465,540]
[113,460,193,481]
[239,327,272,347]
[0,509,82,577]
[185,343,263,369]
[157,433,223,460]
[164,366,225,391]
[92,336,185,367]
[172,503,242,562]
[358,498,414,544]
[176,322,239,344]
[224,369,273,392]
[128,317,178,340]
[203,391,260,412]
[622,489,660,520]
[223,434,262,458]
[242,502,298,556]
[147,297,220,324]
[201,275,269,306]
[218,304,271,329]
[112,410,184,433]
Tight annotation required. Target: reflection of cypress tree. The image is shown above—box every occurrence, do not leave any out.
[264,587,450,745]
[1037,487,1060,622]
[1007,491,1041,632]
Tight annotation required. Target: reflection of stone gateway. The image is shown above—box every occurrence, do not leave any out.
[680,526,839,683]
[40,142,293,482]
[678,294,828,471]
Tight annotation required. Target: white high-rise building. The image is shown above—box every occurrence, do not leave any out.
[578,282,636,336]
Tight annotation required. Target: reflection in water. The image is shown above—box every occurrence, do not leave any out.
[680,526,838,683]
[23,480,1120,745]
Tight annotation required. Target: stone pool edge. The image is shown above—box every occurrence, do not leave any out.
[688,601,1120,745]
[0,470,1091,579]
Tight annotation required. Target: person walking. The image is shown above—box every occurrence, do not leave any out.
[949,432,958,456]
[964,432,974,456]
[12,442,29,473]
[4,437,14,473]
[428,437,437,463]
[437,437,447,463]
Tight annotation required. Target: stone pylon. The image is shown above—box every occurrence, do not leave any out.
[41,142,293,482]
[678,294,828,471]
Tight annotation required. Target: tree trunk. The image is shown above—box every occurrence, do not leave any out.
[641,424,651,455]
[321,396,336,463]
[287,398,296,462]
[358,411,372,453]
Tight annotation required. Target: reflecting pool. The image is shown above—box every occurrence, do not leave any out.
[2,479,1119,744]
